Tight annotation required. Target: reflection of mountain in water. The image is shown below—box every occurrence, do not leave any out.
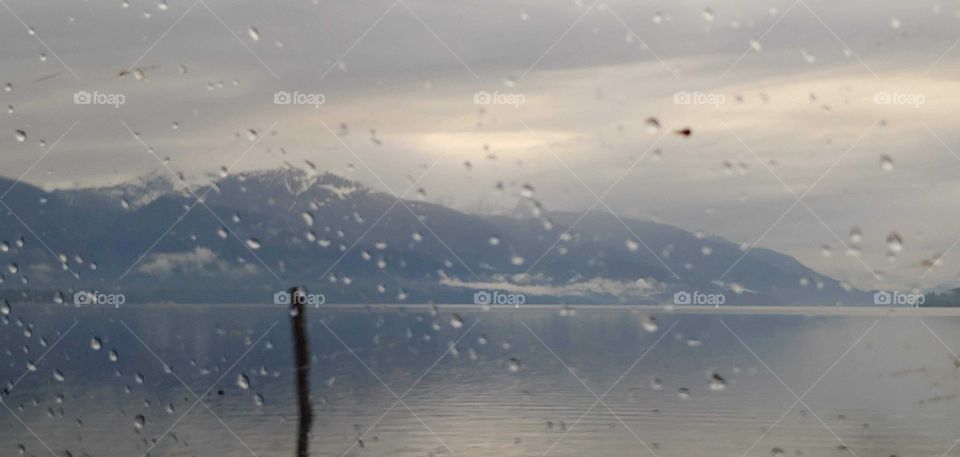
[0,169,870,305]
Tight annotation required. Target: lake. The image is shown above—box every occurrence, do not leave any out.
[2,305,959,457]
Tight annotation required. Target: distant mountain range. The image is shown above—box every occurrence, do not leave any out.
[0,168,885,305]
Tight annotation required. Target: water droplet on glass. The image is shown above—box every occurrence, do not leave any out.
[14,130,26,142]
[508,358,521,372]
[90,337,102,351]
[108,349,119,362]
[237,373,251,390]
[301,212,314,227]
[217,227,228,239]
[849,227,863,244]
[702,8,715,22]
[820,245,832,257]
[709,373,726,391]
[880,155,894,171]
[133,415,145,431]
[520,184,535,198]
[642,315,659,333]
[248,27,261,42]
[886,232,903,253]
[645,117,661,133]
[650,377,664,390]
[450,314,464,329]
[626,239,640,251]
[245,238,262,250]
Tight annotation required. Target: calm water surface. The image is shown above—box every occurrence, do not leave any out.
[2,305,959,457]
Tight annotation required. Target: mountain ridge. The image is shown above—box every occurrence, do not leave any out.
[0,168,874,305]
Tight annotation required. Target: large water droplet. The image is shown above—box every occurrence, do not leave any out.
[245,238,262,250]
[886,232,903,253]
[90,337,102,351]
[645,117,661,133]
[709,373,726,391]
[701,8,715,22]
[849,227,863,244]
[641,315,658,333]
[247,26,261,42]
[880,155,894,171]
[237,373,251,390]
[14,130,26,142]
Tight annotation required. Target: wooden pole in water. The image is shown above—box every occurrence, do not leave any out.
[290,287,313,457]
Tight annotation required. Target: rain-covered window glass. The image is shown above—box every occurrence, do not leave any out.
[2,1,960,456]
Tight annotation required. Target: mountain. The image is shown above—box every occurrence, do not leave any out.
[0,168,874,305]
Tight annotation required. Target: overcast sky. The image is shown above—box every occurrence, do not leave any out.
[2,0,959,292]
